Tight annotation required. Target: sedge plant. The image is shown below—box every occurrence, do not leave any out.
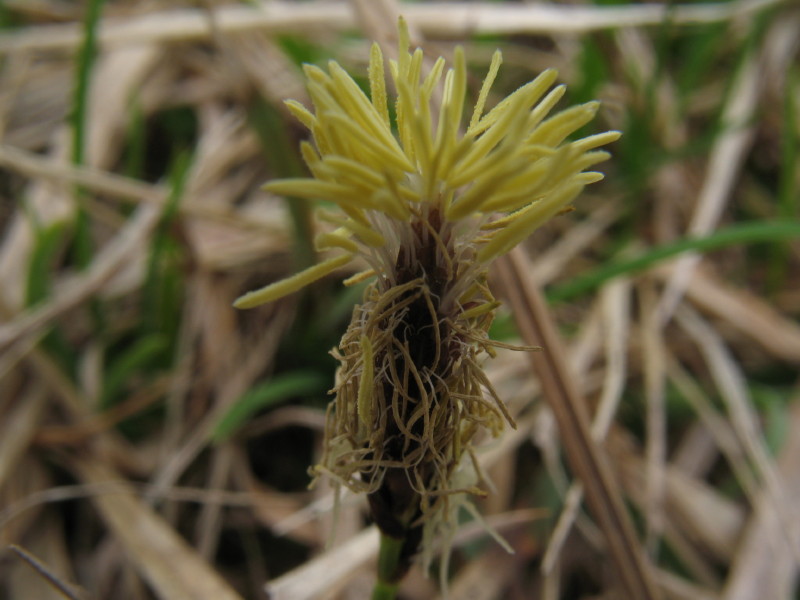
[235,19,619,599]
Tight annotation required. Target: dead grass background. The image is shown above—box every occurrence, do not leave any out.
[1,1,799,599]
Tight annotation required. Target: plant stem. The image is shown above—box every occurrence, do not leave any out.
[371,581,399,600]
[372,532,404,600]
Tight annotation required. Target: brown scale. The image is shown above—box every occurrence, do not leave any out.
[366,207,462,580]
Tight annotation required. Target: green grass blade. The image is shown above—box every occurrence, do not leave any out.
[212,371,328,442]
[70,0,105,269]
[102,335,168,407]
[549,220,800,304]
[24,221,76,375]
[25,222,68,308]
[71,0,104,168]
[123,99,147,180]
[142,150,191,340]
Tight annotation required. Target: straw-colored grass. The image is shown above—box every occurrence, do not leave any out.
[1,1,798,599]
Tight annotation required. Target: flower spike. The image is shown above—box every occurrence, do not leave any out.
[234,17,619,593]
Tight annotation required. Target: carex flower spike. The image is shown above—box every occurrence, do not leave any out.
[235,18,619,595]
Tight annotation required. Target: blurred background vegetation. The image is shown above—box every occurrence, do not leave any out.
[0,1,798,599]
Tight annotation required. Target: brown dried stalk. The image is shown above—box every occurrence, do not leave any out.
[495,247,660,600]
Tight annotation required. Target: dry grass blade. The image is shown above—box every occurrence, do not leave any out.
[495,248,660,600]
[264,526,380,600]
[722,399,800,600]
[542,277,631,572]
[615,444,744,564]
[640,282,667,553]
[409,0,781,35]
[0,204,160,354]
[437,547,517,600]
[0,385,46,487]
[654,569,718,600]
[67,458,243,600]
[677,308,800,561]
[145,320,284,503]
[656,263,800,363]
[678,312,790,485]
[0,1,784,53]
[0,144,269,230]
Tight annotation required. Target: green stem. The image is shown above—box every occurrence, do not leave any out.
[372,533,404,600]
[371,581,399,600]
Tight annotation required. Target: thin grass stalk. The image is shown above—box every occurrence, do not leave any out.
[495,247,660,600]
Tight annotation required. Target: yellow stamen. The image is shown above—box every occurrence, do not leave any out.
[369,43,390,128]
[343,269,376,286]
[477,181,585,263]
[317,211,386,248]
[469,50,503,130]
[233,253,353,308]
[460,301,501,321]
[285,99,316,130]
[316,230,359,253]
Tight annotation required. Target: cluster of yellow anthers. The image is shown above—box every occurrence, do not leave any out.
[234,26,619,311]
[235,19,618,573]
